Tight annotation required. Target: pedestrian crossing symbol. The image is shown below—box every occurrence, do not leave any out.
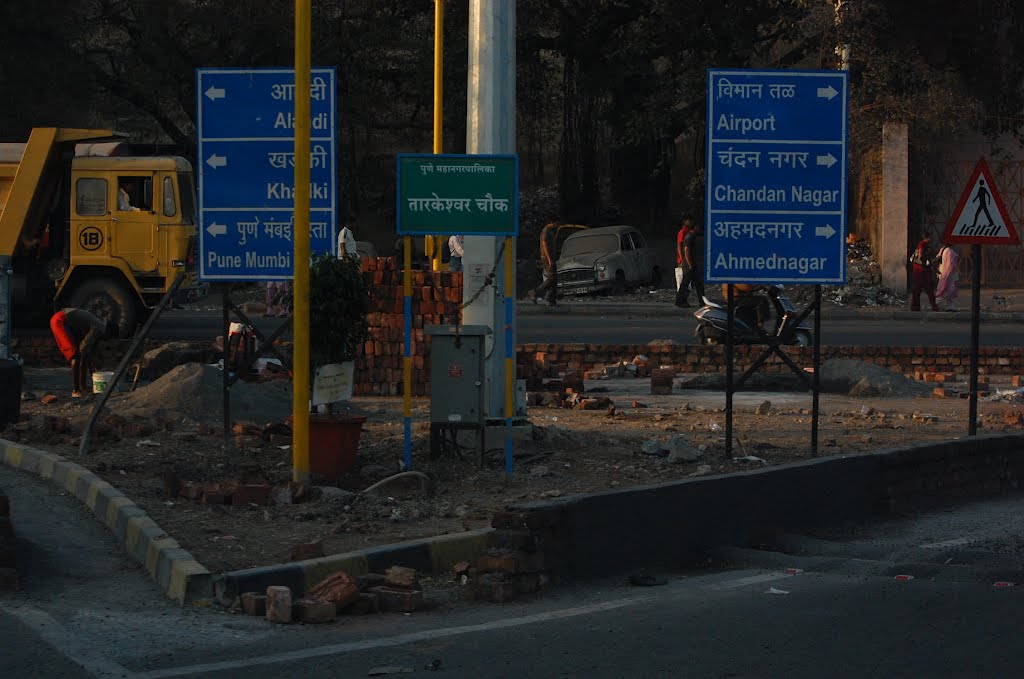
[943,157,1020,245]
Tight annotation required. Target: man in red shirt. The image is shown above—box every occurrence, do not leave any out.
[909,234,939,312]
[49,308,116,397]
[674,214,693,308]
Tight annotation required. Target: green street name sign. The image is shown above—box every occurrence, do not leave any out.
[396,153,519,236]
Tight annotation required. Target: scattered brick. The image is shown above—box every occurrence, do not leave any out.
[241,592,267,616]
[265,586,293,623]
[356,573,387,591]
[293,598,336,624]
[477,573,517,603]
[40,394,58,405]
[349,592,380,614]
[308,571,361,609]
[370,586,424,613]
[932,387,949,398]
[384,565,421,590]
[289,540,325,562]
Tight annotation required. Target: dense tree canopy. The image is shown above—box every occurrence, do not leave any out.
[1,0,1021,235]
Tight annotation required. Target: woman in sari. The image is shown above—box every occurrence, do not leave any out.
[934,240,960,311]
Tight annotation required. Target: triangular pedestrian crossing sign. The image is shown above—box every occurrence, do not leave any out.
[943,157,1020,245]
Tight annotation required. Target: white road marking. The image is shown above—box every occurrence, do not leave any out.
[919,537,980,550]
[135,570,796,678]
[1,603,135,678]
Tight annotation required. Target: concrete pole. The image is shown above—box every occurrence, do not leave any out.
[464,0,516,420]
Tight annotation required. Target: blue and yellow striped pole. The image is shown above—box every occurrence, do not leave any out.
[403,237,413,470]
[504,236,514,474]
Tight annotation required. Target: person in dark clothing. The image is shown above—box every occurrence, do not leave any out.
[674,214,694,308]
[527,219,559,306]
[909,234,939,312]
[682,220,705,304]
[49,308,116,397]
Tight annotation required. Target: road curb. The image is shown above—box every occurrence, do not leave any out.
[213,528,492,605]
[0,438,214,605]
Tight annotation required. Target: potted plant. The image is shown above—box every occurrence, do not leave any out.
[285,252,374,476]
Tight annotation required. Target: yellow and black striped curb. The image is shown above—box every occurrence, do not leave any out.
[0,438,213,605]
[214,528,492,604]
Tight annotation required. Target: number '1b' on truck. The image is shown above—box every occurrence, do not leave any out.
[0,127,202,345]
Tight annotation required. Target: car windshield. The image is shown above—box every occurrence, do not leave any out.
[560,234,619,258]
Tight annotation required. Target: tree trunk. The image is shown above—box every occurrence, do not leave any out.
[558,55,601,224]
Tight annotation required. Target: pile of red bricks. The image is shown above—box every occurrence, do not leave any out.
[239,565,423,624]
[457,509,558,603]
[354,258,464,397]
[518,344,1024,381]
[0,488,16,589]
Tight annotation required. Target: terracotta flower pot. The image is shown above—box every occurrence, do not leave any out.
[308,413,367,477]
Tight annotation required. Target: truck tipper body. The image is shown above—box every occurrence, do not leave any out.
[0,127,201,346]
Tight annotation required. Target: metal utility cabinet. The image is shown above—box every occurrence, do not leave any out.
[425,325,491,463]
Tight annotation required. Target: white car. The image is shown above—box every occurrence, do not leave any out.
[556,225,661,295]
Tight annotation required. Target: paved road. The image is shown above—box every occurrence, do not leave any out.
[12,307,1020,347]
[5,461,1024,677]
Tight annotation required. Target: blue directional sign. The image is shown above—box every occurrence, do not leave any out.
[705,69,848,285]
[196,67,337,281]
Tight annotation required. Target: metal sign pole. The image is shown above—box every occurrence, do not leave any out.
[725,285,734,459]
[969,244,982,435]
[811,284,821,455]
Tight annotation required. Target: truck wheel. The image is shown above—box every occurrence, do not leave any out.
[67,279,138,339]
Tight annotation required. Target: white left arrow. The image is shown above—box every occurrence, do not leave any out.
[816,85,838,100]
[206,154,227,169]
[816,153,837,168]
[206,222,227,237]
[815,224,836,239]
[205,86,226,101]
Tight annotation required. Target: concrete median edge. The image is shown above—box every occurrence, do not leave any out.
[0,438,214,605]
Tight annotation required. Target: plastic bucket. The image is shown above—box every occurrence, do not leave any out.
[92,370,114,394]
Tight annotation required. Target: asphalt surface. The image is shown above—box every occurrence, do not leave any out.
[5,456,1024,677]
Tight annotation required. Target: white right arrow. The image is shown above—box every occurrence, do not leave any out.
[816,153,837,168]
[816,85,838,100]
[205,86,226,101]
[206,154,227,169]
[815,224,836,239]
[206,223,227,237]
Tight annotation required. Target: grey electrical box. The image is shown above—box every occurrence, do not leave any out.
[426,324,490,424]
[425,325,491,461]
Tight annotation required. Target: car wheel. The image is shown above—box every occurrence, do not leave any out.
[66,278,138,339]
[792,330,812,346]
[612,271,626,295]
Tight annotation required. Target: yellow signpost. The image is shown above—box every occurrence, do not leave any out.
[293,0,311,482]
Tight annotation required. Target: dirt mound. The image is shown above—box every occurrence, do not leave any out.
[820,359,931,397]
[120,363,293,424]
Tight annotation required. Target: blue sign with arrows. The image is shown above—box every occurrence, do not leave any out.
[705,69,849,285]
[196,67,337,281]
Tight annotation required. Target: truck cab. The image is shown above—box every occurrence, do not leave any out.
[0,128,201,340]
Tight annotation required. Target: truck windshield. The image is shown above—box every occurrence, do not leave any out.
[177,172,197,224]
[560,234,619,258]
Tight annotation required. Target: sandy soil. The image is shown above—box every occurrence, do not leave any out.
[6,362,1023,575]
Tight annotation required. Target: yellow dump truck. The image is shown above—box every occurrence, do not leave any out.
[0,127,202,339]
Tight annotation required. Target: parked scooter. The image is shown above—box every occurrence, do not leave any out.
[693,284,812,346]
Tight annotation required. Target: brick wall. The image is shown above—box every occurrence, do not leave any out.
[517,343,1024,382]
[354,258,463,396]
